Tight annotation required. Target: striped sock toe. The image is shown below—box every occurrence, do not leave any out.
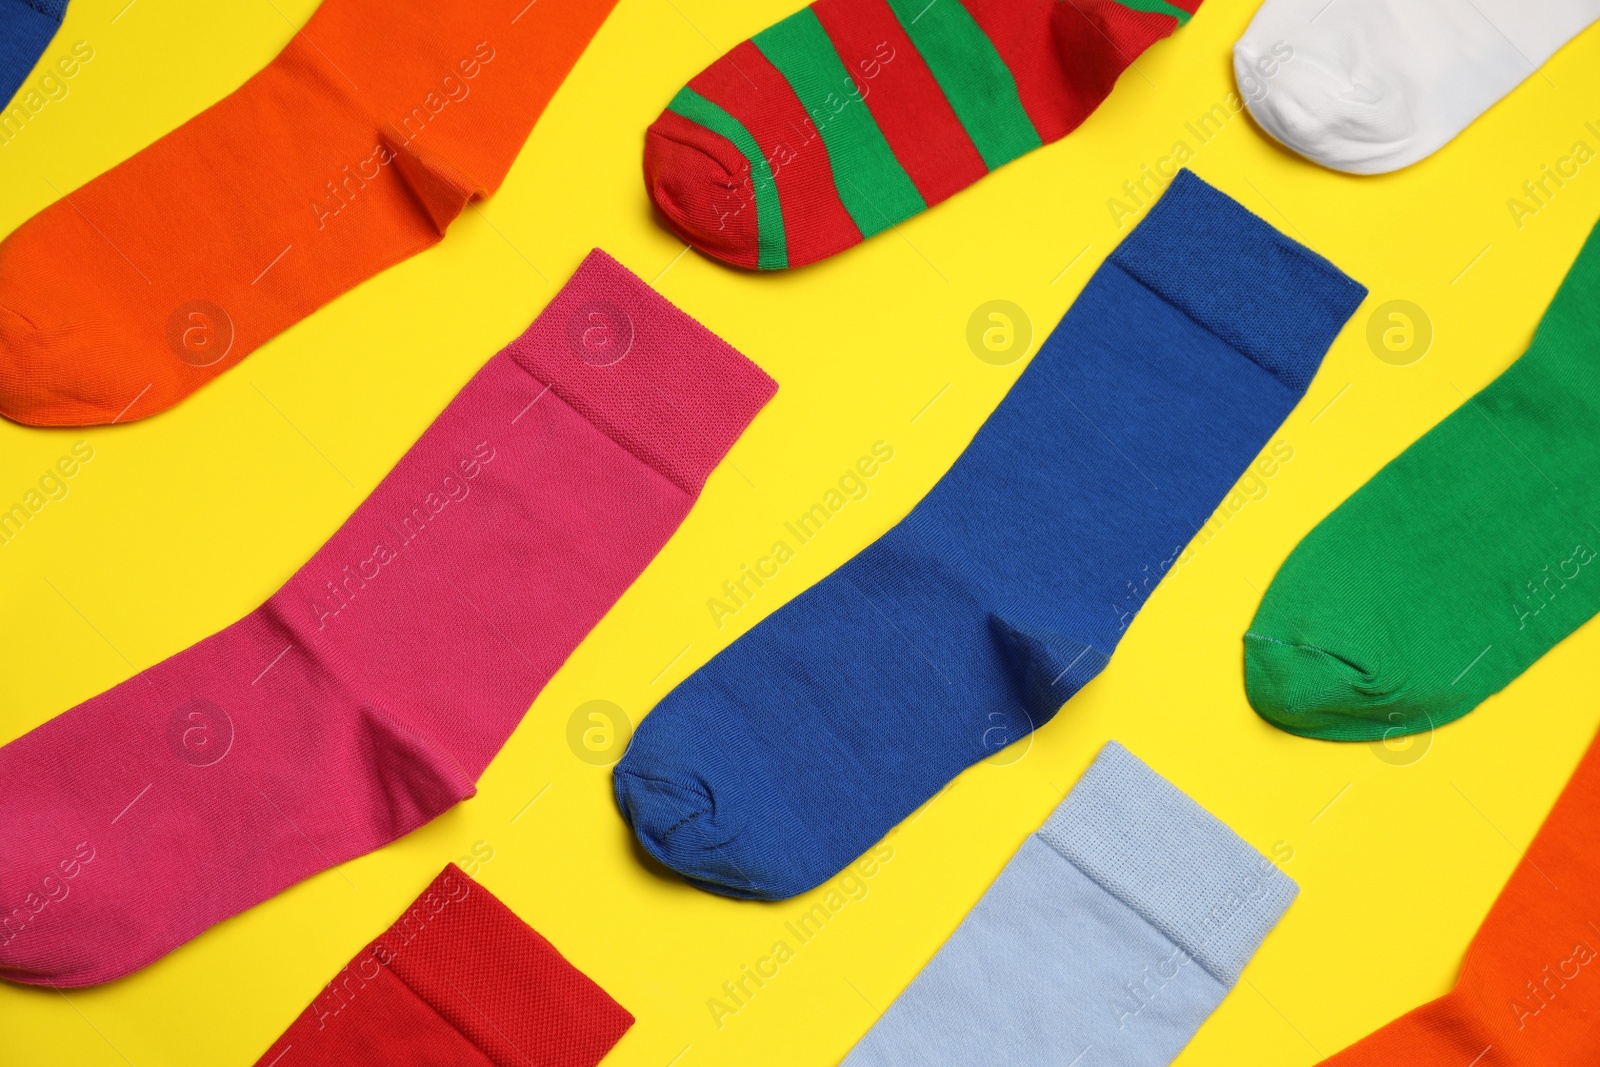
[644,0,1200,270]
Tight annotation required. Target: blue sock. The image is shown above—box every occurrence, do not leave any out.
[613,170,1366,900]
[842,742,1298,1067]
[1,0,67,108]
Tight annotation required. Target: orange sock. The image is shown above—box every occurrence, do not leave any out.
[0,0,618,427]
[1323,729,1600,1066]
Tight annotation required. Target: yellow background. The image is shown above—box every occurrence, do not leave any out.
[4,0,1600,1063]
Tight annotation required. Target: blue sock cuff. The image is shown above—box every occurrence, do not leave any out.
[1036,741,1298,987]
[1109,169,1367,394]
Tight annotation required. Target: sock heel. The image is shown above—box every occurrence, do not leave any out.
[378,126,482,234]
[988,614,1111,725]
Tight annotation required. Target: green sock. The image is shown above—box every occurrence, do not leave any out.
[1245,219,1600,741]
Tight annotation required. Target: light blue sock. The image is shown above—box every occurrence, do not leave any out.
[842,742,1298,1067]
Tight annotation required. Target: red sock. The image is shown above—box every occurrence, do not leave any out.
[1322,728,1600,1065]
[254,866,633,1067]
[644,0,1199,270]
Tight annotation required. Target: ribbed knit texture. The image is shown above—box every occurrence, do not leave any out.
[0,0,66,108]
[0,0,620,426]
[253,865,634,1067]
[0,251,775,988]
[1319,726,1600,1065]
[644,0,1200,270]
[1038,742,1299,986]
[842,742,1297,1067]
[614,170,1367,901]
[1245,212,1600,741]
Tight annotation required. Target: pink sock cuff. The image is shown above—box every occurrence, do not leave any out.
[506,248,777,494]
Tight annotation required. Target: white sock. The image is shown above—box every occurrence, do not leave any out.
[1234,0,1600,174]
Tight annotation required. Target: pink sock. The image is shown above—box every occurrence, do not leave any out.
[0,250,775,988]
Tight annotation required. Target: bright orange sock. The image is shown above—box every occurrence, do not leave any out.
[1323,729,1600,1066]
[0,0,618,427]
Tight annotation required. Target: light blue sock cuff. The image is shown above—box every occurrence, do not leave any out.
[1037,741,1298,987]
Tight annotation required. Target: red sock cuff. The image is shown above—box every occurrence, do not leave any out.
[375,866,634,1067]
[505,248,777,495]
[257,866,633,1067]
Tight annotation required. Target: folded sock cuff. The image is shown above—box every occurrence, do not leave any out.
[1036,742,1298,987]
[505,248,777,495]
[1109,169,1367,393]
[369,865,634,1067]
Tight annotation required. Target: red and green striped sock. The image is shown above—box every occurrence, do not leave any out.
[644,0,1199,270]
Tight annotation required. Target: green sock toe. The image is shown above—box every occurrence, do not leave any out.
[1244,216,1600,742]
[1243,630,1420,741]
